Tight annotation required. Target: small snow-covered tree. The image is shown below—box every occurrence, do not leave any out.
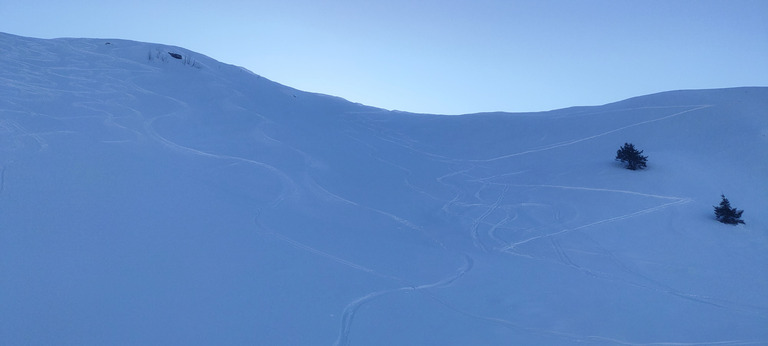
[714,194,745,225]
[615,143,648,170]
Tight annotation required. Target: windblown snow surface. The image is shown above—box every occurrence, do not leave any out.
[1,32,767,345]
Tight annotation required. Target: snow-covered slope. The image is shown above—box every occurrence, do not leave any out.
[1,32,766,345]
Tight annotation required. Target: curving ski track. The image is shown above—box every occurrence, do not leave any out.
[333,254,474,346]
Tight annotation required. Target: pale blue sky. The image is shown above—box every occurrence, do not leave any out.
[3,0,767,114]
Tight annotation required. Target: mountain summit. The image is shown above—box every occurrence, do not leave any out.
[1,33,767,345]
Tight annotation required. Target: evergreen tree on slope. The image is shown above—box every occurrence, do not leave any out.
[714,194,745,225]
[615,143,648,170]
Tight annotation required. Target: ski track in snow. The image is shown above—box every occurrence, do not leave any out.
[511,184,687,200]
[262,229,403,282]
[144,113,299,201]
[346,133,450,203]
[334,254,474,346]
[471,105,712,162]
[0,119,49,151]
[470,184,509,252]
[487,213,515,249]
[309,177,427,235]
[349,121,462,164]
[501,195,691,251]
